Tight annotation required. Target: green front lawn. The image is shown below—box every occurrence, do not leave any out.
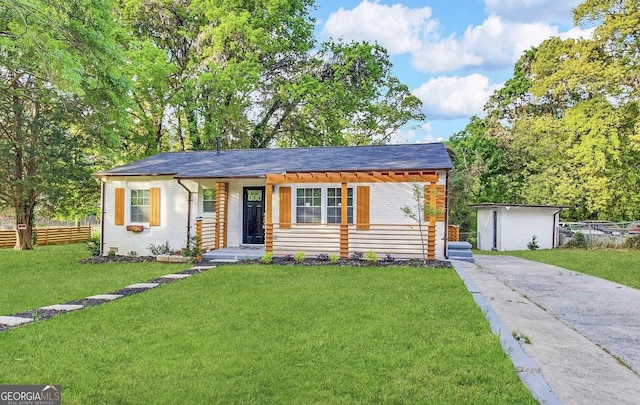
[0,244,190,314]
[495,249,640,289]
[0,264,535,404]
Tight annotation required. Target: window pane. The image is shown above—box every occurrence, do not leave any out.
[326,187,353,224]
[203,189,216,200]
[130,189,150,223]
[203,189,216,213]
[296,188,321,223]
[203,201,215,213]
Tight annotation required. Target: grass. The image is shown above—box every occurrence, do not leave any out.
[0,244,190,314]
[487,249,640,290]
[0,264,535,404]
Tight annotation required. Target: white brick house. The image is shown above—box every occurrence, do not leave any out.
[96,143,453,259]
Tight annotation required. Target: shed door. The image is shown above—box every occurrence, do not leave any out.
[243,187,265,244]
[492,210,498,251]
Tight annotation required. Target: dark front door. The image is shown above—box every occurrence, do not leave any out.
[243,187,265,244]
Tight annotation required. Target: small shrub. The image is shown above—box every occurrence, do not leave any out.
[329,254,340,264]
[364,251,378,264]
[260,252,274,264]
[107,249,116,257]
[350,252,363,261]
[294,251,306,263]
[564,232,588,249]
[86,235,101,256]
[181,236,202,259]
[316,253,329,261]
[527,236,539,251]
[624,234,640,250]
[384,254,395,262]
[148,241,171,256]
[127,251,138,257]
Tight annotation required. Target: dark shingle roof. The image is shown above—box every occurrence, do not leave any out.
[97,143,453,178]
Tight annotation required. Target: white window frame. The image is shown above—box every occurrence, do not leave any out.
[130,189,150,223]
[294,186,355,224]
[295,187,322,223]
[202,189,216,213]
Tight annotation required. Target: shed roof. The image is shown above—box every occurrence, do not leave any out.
[470,203,571,210]
[97,143,453,178]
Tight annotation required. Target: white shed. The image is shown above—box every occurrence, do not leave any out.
[472,204,569,251]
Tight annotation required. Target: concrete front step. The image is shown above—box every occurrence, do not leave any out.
[448,241,475,263]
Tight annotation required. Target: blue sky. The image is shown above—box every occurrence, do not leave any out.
[311,0,591,142]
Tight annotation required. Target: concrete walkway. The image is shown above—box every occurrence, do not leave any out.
[456,255,640,405]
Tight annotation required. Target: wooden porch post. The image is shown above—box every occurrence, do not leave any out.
[196,218,203,253]
[340,182,349,258]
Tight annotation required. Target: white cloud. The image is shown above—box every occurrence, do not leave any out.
[484,0,582,24]
[413,15,559,72]
[388,124,441,144]
[413,74,502,120]
[321,0,437,55]
[559,26,595,40]
[321,2,589,74]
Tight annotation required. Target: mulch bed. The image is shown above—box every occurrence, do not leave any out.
[80,254,452,269]
[80,256,159,264]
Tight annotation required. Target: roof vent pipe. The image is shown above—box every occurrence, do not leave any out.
[216,136,221,155]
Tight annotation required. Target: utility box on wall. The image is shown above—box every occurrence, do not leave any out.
[472,203,569,251]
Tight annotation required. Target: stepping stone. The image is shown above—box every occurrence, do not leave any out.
[161,274,191,279]
[207,259,239,263]
[0,316,33,326]
[40,304,84,311]
[124,283,159,289]
[191,265,216,270]
[86,294,123,301]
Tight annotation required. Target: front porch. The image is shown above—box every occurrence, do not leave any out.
[201,245,265,261]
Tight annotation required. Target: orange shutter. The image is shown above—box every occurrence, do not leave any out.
[279,187,291,229]
[356,186,370,230]
[114,188,125,226]
[150,187,161,226]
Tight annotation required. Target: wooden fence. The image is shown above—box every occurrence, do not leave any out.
[448,225,460,242]
[0,226,92,248]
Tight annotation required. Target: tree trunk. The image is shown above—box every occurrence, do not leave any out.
[14,199,35,250]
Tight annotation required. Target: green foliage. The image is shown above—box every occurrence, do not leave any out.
[148,241,171,256]
[329,254,340,264]
[293,251,306,264]
[118,1,423,151]
[564,232,588,249]
[454,0,640,222]
[86,235,101,256]
[0,0,129,249]
[181,236,201,260]
[527,236,539,251]
[260,252,274,264]
[624,235,640,250]
[364,251,378,264]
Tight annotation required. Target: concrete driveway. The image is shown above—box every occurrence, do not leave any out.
[456,255,640,405]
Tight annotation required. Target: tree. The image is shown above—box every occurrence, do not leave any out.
[0,0,127,249]
[401,183,442,265]
[118,0,424,152]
